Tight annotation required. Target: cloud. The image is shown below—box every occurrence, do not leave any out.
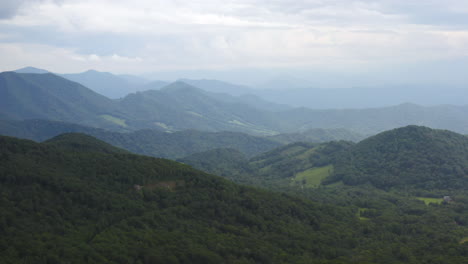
[1,0,468,75]
[0,0,27,19]
[0,42,144,73]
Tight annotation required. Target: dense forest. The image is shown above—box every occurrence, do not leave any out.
[325,126,468,190]
[1,133,468,263]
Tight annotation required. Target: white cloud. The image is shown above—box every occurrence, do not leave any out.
[1,0,468,73]
[0,42,144,73]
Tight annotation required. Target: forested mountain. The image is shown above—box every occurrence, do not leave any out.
[61,70,145,99]
[326,126,468,190]
[0,134,358,263]
[179,78,254,96]
[4,71,468,135]
[2,134,467,263]
[120,81,278,134]
[0,72,126,130]
[0,119,281,159]
[183,126,468,192]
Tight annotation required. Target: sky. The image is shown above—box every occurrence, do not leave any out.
[1,0,468,86]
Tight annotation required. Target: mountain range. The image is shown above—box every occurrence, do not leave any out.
[4,70,468,136]
[3,66,468,263]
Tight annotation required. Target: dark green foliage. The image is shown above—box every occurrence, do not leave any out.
[1,134,468,263]
[326,126,468,190]
[181,141,353,188]
[0,134,362,263]
[178,148,251,178]
[44,133,130,154]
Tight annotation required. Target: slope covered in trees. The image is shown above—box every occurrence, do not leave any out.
[0,134,361,263]
[325,126,468,190]
[2,134,468,263]
[180,141,353,188]
[183,126,468,193]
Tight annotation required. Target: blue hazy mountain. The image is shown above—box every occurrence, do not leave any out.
[14,66,50,74]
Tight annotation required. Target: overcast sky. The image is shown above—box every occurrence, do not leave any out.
[1,0,467,86]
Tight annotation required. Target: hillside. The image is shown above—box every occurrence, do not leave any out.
[44,132,130,154]
[325,126,468,190]
[0,134,360,263]
[0,119,281,158]
[178,148,251,177]
[181,141,353,188]
[0,72,126,130]
[183,126,468,192]
[121,81,278,134]
[1,134,468,263]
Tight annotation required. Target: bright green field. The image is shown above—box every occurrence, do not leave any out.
[293,165,333,188]
[100,115,127,127]
[416,197,444,205]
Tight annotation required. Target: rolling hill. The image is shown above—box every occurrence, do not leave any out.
[180,141,353,188]
[325,125,468,190]
[1,133,467,263]
[0,71,126,130]
[0,134,360,263]
[183,126,468,192]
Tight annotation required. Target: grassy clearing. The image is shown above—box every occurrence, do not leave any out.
[186,111,204,118]
[293,165,333,188]
[296,147,317,160]
[357,208,370,221]
[325,181,344,188]
[100,115,127,127]
[460,237,468,244]
[416,197,444,205]
[154,122,170,130]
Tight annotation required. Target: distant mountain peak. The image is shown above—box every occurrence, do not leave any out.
[160,81,204,93]
[13,66,49,74]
